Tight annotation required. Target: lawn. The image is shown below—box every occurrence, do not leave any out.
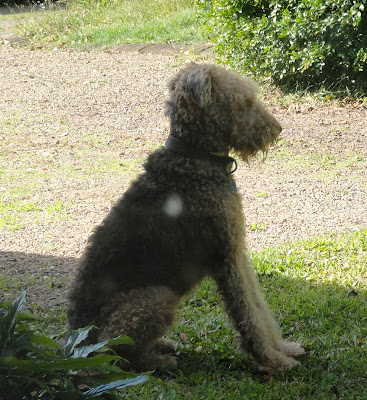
[5,0,207,47]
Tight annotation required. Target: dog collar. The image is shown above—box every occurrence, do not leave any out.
[165,135,237,175]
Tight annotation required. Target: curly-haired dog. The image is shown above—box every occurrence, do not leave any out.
[68,63,305,372]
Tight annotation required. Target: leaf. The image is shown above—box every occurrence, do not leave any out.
[61,326,94,358]
[72,340,109,359]
[55,390,82,400]
[22,376,55,395]
[4,330,33,356]
[75,371,148,386]
[47,354,121,371]
[0,291,27,356]
[107,334,134,347]
[24,334,62,359]
[82,376,148,398]
[0,354,121,373]
[30,333,62,349]
[15,310,39,321]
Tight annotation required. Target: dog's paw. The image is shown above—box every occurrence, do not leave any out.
[279,340,306,357]
[135,353,178,371]
[152,354,178,370]
[252,349,300,373]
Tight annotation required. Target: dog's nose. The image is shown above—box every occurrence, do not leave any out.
[276,119,282,134]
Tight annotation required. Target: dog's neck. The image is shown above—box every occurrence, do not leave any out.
[165,135,237,174]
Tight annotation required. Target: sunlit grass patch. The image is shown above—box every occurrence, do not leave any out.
[265,140,366,179]
[0,201,41,230]
[16,0,207,48]
[0,200,72,230]
[253,230,367,289]
[249,222,267,231]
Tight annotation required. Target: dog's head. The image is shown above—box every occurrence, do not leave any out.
[165,63,281,161]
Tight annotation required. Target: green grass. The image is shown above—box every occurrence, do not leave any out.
[249,222,267,231]
[0,200,72,230]
[8,229,366,399]
[134,230,366,399]
[265,138,366,180]
[15,0,206,48]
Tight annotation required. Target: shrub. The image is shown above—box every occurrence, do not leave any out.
[198,0,367,95]
[2,0,54,5]
[0,292,148,399]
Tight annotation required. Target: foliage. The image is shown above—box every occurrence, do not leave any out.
[0,292,148,400]
[198,0,367,95]
[2,0,42,5]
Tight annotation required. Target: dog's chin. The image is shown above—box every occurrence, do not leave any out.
[235,152,259,165]
[236,141,277,164]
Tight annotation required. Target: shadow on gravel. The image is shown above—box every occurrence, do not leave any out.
[0,250,76,307]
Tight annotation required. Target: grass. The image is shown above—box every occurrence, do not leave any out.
[5,229,366,399]
[0,200,72,230]
[249,222,267,231]
[131,230,367,399]
[13,0,206,48]
[264,138,367,180]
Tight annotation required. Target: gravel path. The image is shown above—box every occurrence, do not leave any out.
[0,45,366,306]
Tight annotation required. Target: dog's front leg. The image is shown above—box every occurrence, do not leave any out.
[213,253,304,372]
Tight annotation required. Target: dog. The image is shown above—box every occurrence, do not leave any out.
[68,63,305,372]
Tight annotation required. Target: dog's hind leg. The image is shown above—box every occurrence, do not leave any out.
[213,251,305,373]
[99,286,179,371]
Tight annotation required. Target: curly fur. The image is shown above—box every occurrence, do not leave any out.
[68,63,305,372]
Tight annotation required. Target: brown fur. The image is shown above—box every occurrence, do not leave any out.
[68,63,305,372]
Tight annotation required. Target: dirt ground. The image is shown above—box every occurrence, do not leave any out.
[0,36,366,307]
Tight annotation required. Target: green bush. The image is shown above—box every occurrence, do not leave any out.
[198,0,367,95]
[0,292,148,399]
[2,0,54,5]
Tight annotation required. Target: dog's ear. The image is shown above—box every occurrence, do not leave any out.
[185,69,212,107]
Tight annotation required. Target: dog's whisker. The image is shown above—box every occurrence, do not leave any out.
[262,149,269,162]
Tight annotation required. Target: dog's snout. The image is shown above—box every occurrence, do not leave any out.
[274,119,282,136]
